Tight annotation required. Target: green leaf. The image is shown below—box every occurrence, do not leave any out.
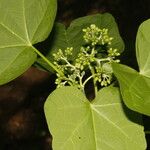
[112,63,150,116]
[136,19,150,78]
[45,86,146,150]
[112,19,150,116]
[0,0,57,84]
[37,13,124,72]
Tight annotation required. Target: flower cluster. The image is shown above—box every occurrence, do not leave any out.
[53,24,120,92]
[83,24,113,46]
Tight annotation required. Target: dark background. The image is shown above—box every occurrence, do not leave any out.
[0,0,150,149]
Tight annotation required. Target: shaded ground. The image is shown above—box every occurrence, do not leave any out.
[0,0,150,149]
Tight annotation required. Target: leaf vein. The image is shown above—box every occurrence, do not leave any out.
[0,23,26,44]
[92,107,129,138]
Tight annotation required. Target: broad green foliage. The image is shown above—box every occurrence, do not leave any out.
[37,13,124,71]
[112,19,150,116]
[45,86,146,150]
[0,0,57,85]
[0,1,147,148]
[112,63,150,116]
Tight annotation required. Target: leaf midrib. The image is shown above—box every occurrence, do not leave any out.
[90,104,98,150]
[92,106,129,138]
[0,0,43,46]
[31,0,51,43]
[23,0,30,44]
[92,94,144,149]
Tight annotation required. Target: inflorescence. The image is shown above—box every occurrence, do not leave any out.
[53,24,120,92]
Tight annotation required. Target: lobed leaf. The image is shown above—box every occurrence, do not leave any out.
[37,13,124,72]
[45,86,146,150]
[112,19,150,116]
[0,0,57,85]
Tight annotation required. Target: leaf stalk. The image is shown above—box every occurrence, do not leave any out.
[32,46,63,76]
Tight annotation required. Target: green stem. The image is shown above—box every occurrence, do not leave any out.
[89,66,98,97]
[83,75,95,87]
[79,76,84,93]
[32,46,63,75]
[62,77,75,86]
[145,130,150,134]
[96,58,110,65]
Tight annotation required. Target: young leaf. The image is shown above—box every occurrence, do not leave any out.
[37,13,124,71]
[0,0,57,85]
[112,19,150,116]
[45,86,146,150]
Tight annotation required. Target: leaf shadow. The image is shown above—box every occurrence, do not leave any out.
[112,81,143,126]
[119,93,144,126]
